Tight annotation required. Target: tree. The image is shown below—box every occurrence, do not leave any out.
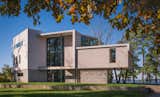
[0,73,5,82]
[0,0,160,47]
[121,18,160,84]
[145,46,160,83]
[117,33,141,84]
[129,51,140,84]
[89,16,113,45]
[0,64,14,82]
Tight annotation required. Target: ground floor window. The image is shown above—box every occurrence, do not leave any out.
[47,70,65,82]
[17,73,23,76]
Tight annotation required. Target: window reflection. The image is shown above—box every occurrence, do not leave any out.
[81,36,98,46]
[47,37,64,66]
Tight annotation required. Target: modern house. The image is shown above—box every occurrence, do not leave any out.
[12,28,130,83]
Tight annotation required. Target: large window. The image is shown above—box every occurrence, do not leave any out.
[81,36,98,46]
[47,37,64,66]
[110,48,116,63]
[47,70,64,82]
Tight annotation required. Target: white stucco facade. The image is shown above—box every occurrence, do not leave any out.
[12,28,130,83]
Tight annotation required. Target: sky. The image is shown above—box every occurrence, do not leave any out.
[0,10,124,70]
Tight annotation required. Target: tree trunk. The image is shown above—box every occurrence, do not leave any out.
[154,67,158,84]
[121,69,128,84]
[132,69,135,84]
[149,73,151,83]
[124,70,128,84]
[133,76,135,84]
[155,73,158,84]
[142,48,145,84]
[118,69,122,83]
[114,68,120,83]
[114,68,118,83]
[145,72,151,84]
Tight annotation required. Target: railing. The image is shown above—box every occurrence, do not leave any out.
[112,79,160,85]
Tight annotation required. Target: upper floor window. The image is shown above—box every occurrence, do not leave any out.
[81,36,98,46]
[14,41,23,49]
[47,37,64,66]
[19,55,21,64]
[13,56,18,67]
[110,48,116,63]
[13,55,15,66]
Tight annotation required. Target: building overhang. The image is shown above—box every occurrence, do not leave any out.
[40,29,75,38]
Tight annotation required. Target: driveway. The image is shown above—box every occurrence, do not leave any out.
[147,93,160,97]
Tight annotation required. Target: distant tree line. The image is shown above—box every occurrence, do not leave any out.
[0,64,14,82]
[111,29,160,84]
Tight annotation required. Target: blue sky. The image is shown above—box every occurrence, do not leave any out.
[0,11,124,70]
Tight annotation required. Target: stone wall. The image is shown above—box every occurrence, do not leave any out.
[0,84,150,93]
[80,70,108,84]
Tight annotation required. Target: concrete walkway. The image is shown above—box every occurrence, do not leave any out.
[147,93,160,97]
[144,85,160,97]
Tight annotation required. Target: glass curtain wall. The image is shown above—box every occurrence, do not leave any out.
[47,37,64,66]
[47,37,65,82]
[81,36,98,46]
[47,70,65,82]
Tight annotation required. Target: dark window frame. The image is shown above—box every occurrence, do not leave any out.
[110,48,116,63]
[47,37,64,66]
[14,41,23,49]
[47,70,65,82]
[17,73,23,76]
[19,55,21,64]
[15,56,18,66]
[81,36,98,46]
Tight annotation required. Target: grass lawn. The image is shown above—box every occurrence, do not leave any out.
[0,83,146,97]
[0,88,146,97]
[0,82,142,87]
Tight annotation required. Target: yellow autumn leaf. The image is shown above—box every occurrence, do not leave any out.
[81,6,86,12]
[65,0,74,4]
[116,14,122,19]
[157,14,160,19]
[123,17,128,23]
[56,15,64,23]
[157,9,160,19]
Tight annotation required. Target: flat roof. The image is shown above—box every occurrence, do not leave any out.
[40,29,98,40]
[40,29,75,37]
[76,43,129,50]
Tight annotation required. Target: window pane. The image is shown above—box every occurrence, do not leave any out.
[47,37,64,66]
[81,36,98,46]
[110,48,116,63]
